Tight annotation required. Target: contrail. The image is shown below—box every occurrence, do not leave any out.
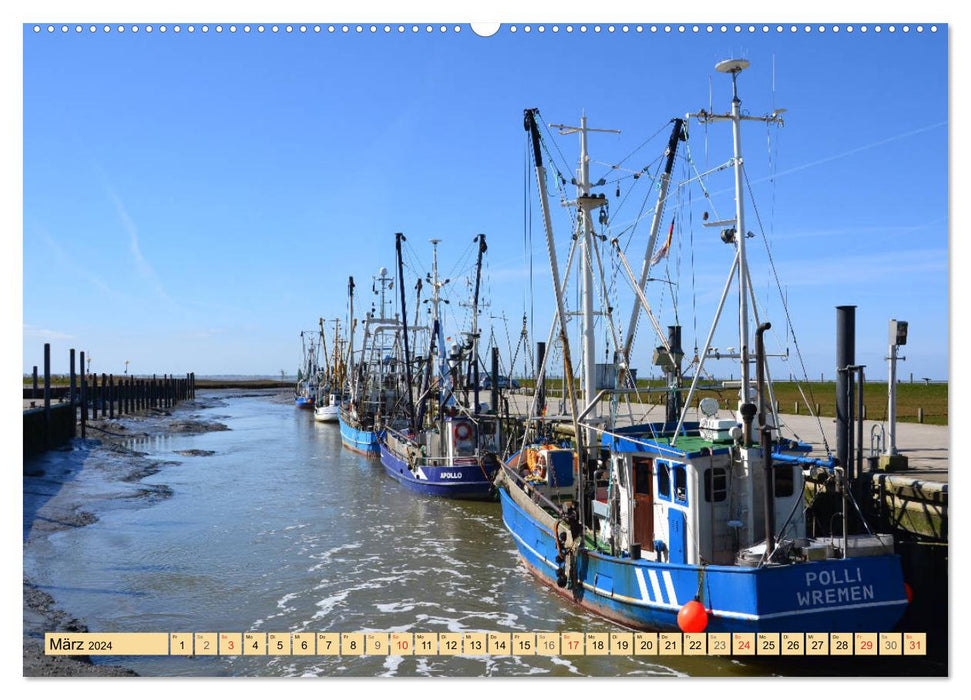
[105,185,171,302]
[751,120,947,185]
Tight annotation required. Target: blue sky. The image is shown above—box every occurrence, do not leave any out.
[22,22,947,382]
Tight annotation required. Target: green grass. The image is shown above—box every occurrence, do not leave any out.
[516,378,947,426]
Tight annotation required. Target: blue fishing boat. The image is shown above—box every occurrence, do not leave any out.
[294,328,322,409]
[339,270,407,456]
[379,234,505,500]
[495,61,909,633]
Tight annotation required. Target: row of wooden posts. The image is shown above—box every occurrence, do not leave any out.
[29,343,196,444]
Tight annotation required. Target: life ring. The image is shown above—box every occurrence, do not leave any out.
[535,453,548,480]
[454,422,473,442]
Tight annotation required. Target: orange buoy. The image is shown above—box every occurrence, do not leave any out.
[904,582,914,604]
[677,599,708,633]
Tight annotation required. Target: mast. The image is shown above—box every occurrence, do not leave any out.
[549,113,620,446]
[620,118,685,383]
[347,276,355,396]
[525,107,600,534]
[396,232,416,431]
[319,317,331,383]
[470,234,487,412]
[428,239,448,405]
[685,58,785,424]
[729,65,752,408]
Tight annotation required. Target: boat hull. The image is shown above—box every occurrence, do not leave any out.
[379,443,497,500]
[498,486,908,633]
[314,404,340,422]
[338,413,381,456]
[295,396,315,409]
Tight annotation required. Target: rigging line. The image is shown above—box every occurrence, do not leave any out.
[687,160,699,356]
[605,153,664,231]
[682,140,723,222]
[591,230,623,368]
[610,120,672,168]
[743,167,830,453]
[538,114,577,190]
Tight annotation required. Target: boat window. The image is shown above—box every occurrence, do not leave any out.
[774,464,794,498]
[673,465,688,505]
[704,467,727,502]
[633,459,651,496]
[657,462,671,500]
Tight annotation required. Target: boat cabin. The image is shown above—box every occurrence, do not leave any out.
[597,422,805,566]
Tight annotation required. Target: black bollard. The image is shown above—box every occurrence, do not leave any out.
[836,305,856,478]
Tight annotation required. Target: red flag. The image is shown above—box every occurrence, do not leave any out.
[651,218,675,265]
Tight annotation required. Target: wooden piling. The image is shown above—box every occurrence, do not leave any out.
[32,366,38,399]
[43,343,51,446]
[79,351,87,438]
[108,374,115,419]
[69,349,76,409]
[794,401,799,414]
[918,407,924,424]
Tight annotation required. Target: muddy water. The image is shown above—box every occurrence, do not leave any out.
[20,390,853,677]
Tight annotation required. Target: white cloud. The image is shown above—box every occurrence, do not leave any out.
[23,323,74,341]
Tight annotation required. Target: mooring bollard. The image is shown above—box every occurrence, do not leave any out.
[815,403,820,415]
[794,401,799,414]
[918,407,924,423]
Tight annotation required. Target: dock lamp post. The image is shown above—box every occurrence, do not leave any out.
[882,319,909,471]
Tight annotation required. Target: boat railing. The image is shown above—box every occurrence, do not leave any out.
[499,461,569,516]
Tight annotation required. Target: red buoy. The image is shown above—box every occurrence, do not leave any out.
[904,582,914,604]
[677,599,708,633]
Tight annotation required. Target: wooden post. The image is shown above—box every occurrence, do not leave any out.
[815,403,820,415]
[109,374,115,419]
[69,349,76,408]
[102,373,107,418]
[92,372,99,419]
[43,343,51,446]
[152,374,157,408]
[32,366,38,399]
[794,401,799,414]
[863,403,867,420]
[79,351,87,438]
[918,407,924,423]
